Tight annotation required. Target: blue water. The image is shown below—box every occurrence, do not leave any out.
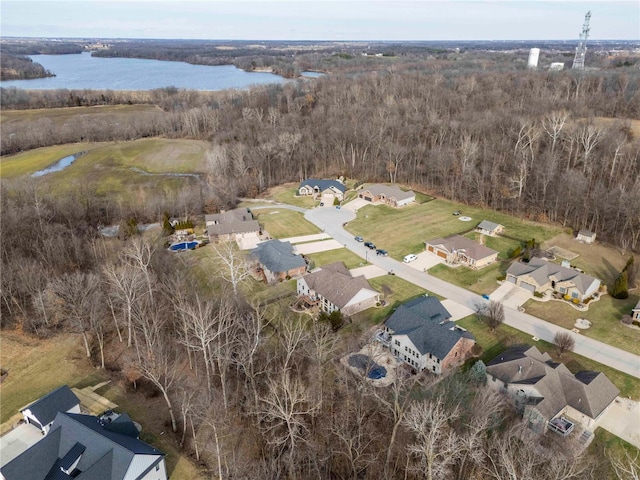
[0,52,287,91]
[32,153,81,177]
[368,366,387,380]
[169,241,199,251]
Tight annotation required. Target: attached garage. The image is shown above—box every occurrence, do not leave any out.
[437,250,447,259]
[507,275,517,284]
[359,192,374,202]
[427,246,434,253]
[520,282,537,293]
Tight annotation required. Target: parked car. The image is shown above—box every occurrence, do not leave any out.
[482,294,490,300]
[403,253,418,263]
[376,249,388,256]
[364,242,376,250]
[319,202,324,207]
[354,236,364,242]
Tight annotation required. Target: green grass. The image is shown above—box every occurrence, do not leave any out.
[344,198,564,261]
[266,183,317,208]
[253,208,320,238]
[429,262,504,295]
[588,428,639,479]
[523,294,640,356]
[1,143,106,178]
[457,315,640,398]
[306,248,366,269]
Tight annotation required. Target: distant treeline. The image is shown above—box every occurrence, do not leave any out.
[0,53,54,81]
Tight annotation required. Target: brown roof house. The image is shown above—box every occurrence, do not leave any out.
[358,184,416,207]
[486,345,619,434]
[506,257,600,302]
[378,296,475,374]
[251,240,307,283]
[205,208,261,244]
[296,262,379,316]
[424,235,499,269]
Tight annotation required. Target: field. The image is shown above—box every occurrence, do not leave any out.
[263,183,317,208]
[457,316,640,399]
[0,104,161,127]
[344,198,565,261]
[306,248,365,269]
[252,208,320,238]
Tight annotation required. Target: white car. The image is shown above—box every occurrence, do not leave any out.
[403,253,418,263]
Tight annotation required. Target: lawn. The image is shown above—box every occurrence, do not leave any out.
[457,315,640,399]
[523,294,640,356]
[344,198,565,261]
[588,428,640,480]
[1,143,106,178]
[0,104,160,127]
[429,262,504,295]
[306,248,366,269]
[253,208,320,238]
[264,183,317,208]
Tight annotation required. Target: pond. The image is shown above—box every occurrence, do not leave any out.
[31,153,83,177]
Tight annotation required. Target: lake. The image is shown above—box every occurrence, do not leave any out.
[0,52,288,91]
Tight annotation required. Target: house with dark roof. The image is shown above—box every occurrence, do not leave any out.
[380,296,475,374]
[576,229,596,244]
[20,385,81,435]
[251,240,307,283]
[1,411,166,480]
[298,179,346,202]
[486,345,619,434]
[358,184,415,207]
[506,257,601,301]
[296,262,379,316]
[632,299,640,321]
[205,208,261,243]
[424,235,499,269]
[476,220,504,236]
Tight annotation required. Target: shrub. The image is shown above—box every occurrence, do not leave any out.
[621,315,633,325]
[563,294,571,301]
[572,298,580,304]
[333,197,340,206]
[533,291,544,298]
[497,275,506,281]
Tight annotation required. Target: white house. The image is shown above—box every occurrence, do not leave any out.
[632,299,640,321]
[576,229,596,244]
[20,385,81,435]
[298,179,346,202]
[296,262,379,316]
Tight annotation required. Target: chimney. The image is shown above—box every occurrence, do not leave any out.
[518,365,523,373]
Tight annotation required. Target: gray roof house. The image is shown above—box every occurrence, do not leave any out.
[1,411,166,480]
[476,220,504,236]
[297,262,379,316]
[425,235,499,269]
[298,179,346,200]
[20,385,81,434]
[205,208,261,243]
[251,240,307,283]
[486,345,619,433]
[358,184,416,207]
[506,257,600,301]
[382,296,475,374]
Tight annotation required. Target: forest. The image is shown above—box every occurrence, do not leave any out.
[2,51,640,478]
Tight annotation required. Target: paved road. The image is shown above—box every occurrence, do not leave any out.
[261,203,640,379]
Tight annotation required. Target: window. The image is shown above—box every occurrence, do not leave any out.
[394,340,400,347]
[405,346,408,352]
[572,291,579,299]
[155,465,160,472]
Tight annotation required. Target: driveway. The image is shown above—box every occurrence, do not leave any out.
[294,239,344,255]
[0,423,42,466]
[490,282,533,309]
[441,299,476,321]
[598,397,640,448]
[280,233,331,244]
[407,251,444,272]
[342,197,369,212]
[350,265,388,279]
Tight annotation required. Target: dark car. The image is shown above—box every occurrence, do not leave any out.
[453,211,461,216]
[376,249,388,256]
[364,242,376,250]
[319,202,324,207]
[354,236,364,242]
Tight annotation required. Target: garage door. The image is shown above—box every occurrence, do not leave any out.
[428,246,434,253]
[437,250,447,259]
[520,282,536,293]
[507,275,516,284]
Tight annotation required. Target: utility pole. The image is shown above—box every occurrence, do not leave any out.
[572,11,591,70]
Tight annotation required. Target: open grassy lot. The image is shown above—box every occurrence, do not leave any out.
[1,143,107,178]
[263,183,317,208]
[344,198,565,261]
[523,294,640,356]
[253,208,320,238]
[306,248,365,269]
[0,104,161,127]
[429,262,503,295]
[457,316,640,399]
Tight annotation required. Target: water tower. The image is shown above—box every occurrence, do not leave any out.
[527,48,540,69]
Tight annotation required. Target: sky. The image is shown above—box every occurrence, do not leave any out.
[1,1,638,41]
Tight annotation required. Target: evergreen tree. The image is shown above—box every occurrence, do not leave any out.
[611,270,629,299]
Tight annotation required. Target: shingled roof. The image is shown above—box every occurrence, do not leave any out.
[425,235,498,261]
[251,240,306,274]
[486,345,619,421]
[385,296,475,360]
[302,262,375,309]
[299,178,346,193]
[205,208,260,236]
[21,385,80,427]
[506,257,599,295]
[361,184,415,201]
[476,220,503,232]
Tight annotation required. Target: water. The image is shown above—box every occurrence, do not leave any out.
[301,71,325,78]
[0,52,287,91]
[31,153,82,177]
[169,241,200,252]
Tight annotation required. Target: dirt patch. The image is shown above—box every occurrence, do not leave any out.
[547,245,579,260]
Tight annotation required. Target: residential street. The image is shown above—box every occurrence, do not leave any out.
[294,204,640,380]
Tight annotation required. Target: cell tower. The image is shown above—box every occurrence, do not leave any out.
[572,11,591,70]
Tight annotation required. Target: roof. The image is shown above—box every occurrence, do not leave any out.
[361,184,415,201]
[205,208,260,236]
[251,240,306,274]
[425,235,498,261]
[633,299,640,312]
[385,296,475,359]
[476,220,503,232]
[1,412,164,480]
[299,178,346,193]
[486,345,619,421]
[301,262,376,309]
[21,385,80,426]
[577,229,596,238]
[506,257,600,295]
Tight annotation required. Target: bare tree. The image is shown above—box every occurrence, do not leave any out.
[554,331,575,357]
[211,241,251,297]
[477,300,505,332]
[608,449,640,480]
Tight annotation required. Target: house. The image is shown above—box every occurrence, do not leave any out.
[576,229,596,244]
[632,299,640,321]
[476,220,504,236]
[379,296,475,374]
[506,257,600,302]
[251,240,307,283]
[298,179,346,202]
[205,208,261,243]
[296,262,379,316]
[358,184,415,207]
[1,411,166,480]
[486,345,619,434]
[424,235,499,269]
[20,385,81,435]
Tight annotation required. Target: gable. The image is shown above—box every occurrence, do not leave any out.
[21,385,80,427]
